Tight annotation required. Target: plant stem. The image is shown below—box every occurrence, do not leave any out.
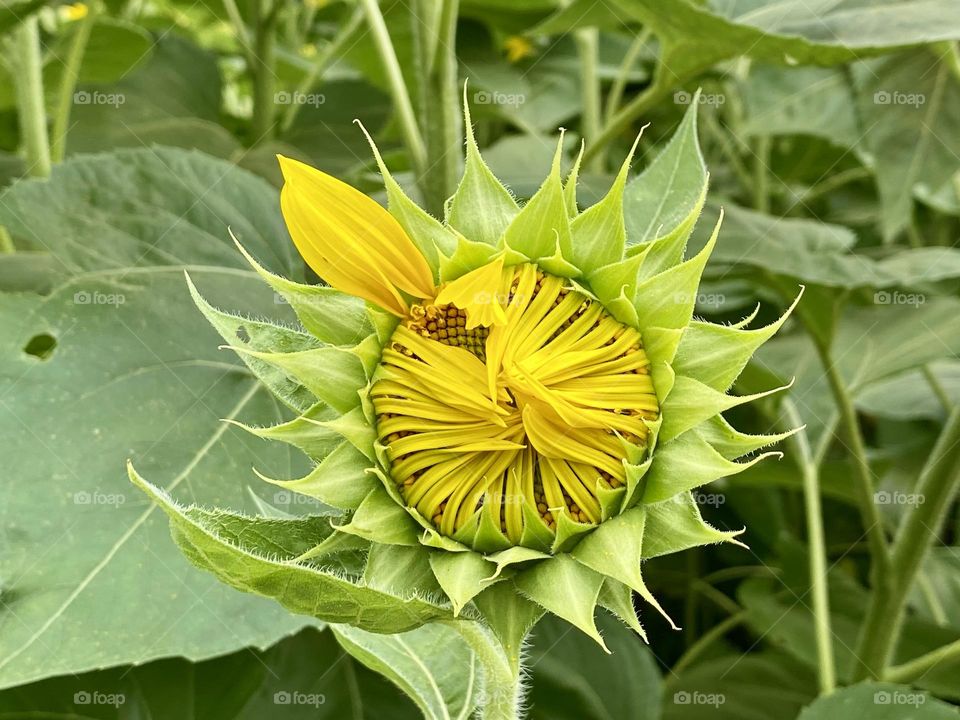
[605,29,649,124]
[452,621,522,720]
[51,2,99,163]
[753,134,771,213]
[922,364,954,412]
[416,0,461,216]
[812,338,891,580]
[853,406,960,680]
[14,15,51,178]
[360,0,427,175]
[575,27,602,173]
[885,637,960,684]
[783,398,836,694]
[672,611,749,675]
[280,6,363,134]
[249,0,279,142]
[581,66,675,167]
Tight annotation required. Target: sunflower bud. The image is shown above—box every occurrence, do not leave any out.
[131,100,798,666]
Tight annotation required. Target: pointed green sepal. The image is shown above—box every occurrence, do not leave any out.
[695,414,801,461]
[429,550,497,616]
[550,511,594,553]
[502,133,571,262]
[364,543,441,597]
[336,487,421,546]
[587,253,644,309]
[253,441,376,511]
[598,578,647,641]
[232,236,373,345]
[633,209,722,332]
[514,554,608,651]
[437,235,501,282]
[643,492,746,559]
[224,402,342,462]
[643,430,781,503]
[447,87,519,244]
[563,140,584,218]
[304,406,376,460]
[519,499,555,552]
[565,133,640,272]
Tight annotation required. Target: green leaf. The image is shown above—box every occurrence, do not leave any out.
[854,48,960,241]
[624,99,707,270]
[334,623,480,720]
[798,683,960,719]
[130,467,450,633]
[336,488,421,546]
[46,18,153,87]
[0,148,317,689]
[527,613,662,720]
[514,554,607,650]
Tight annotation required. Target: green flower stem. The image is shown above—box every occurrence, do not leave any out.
[884,637,960,684]
[922,364,953,412]
[51,2,99,163]
[783,398,836,694]
[280,6,363,134]
[575,27,602,173]
[249,0,279,142]
[753,134,771,213]
[13,15,51,178]
[854,406,960,680]
[812,338,891,581]
[416,0,461,217]
[672,611,749,676]
[451,621,522,720]
[581,63,675,166]
[360,0,427,176]
[605,29,649,123]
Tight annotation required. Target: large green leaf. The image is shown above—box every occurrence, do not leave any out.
[526,613,662,720]
[0,628,420,718]
[853,49,960,241]
[798,683,960,719]
[0,148,333,689]
[334,623,480,720]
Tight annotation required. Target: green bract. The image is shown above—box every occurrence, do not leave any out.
[130,98,798,666]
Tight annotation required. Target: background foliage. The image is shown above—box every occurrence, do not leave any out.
[1,0,960,717]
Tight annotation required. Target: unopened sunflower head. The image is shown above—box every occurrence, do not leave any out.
[148,99,799,652]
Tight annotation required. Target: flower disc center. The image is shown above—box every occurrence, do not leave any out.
[371,262,659,549]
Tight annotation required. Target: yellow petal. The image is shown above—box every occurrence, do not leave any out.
[277,155,435,316]
[434,256,510,329]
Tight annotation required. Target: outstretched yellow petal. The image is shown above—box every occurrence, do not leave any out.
[278,155,435,316]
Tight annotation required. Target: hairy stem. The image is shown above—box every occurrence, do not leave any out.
[14,15,51,177]
[453,622,523,720]
[783,398,836,693]
[575,27,602,173]
[51,2,99,163]
[416,0,461,217]
[853,407,960,680]
[249,0,279,142]
[605,29,649,123]
[360,0,427,175]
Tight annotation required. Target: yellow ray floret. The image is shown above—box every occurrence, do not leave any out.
[277,155,435,316]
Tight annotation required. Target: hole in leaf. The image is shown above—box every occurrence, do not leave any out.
[24,333,57,360]
[236,326,250,343]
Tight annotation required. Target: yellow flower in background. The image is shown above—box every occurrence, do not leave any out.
[503,35,535,63]
[62,2,88,21]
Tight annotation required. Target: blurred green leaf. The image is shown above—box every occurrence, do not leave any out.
[798,683,960,719]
